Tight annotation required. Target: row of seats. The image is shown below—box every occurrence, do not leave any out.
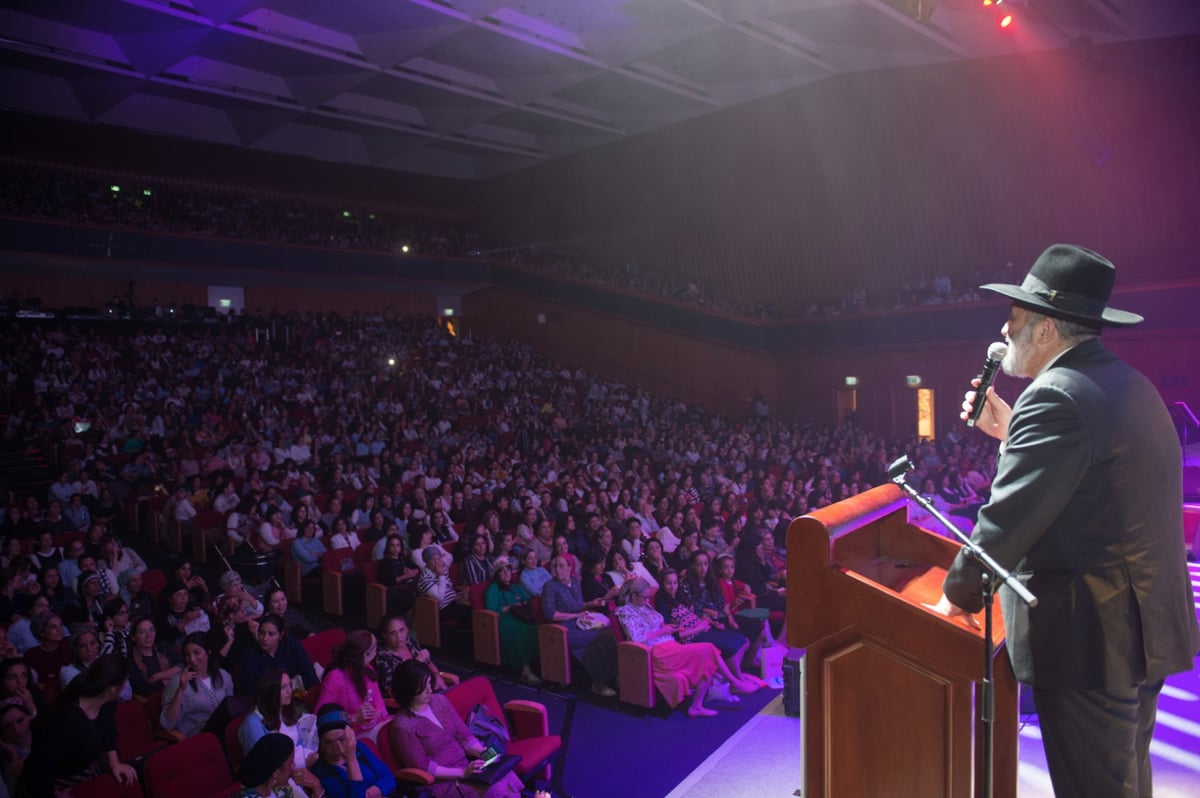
[70,674,559,798]
[130,492,706,713]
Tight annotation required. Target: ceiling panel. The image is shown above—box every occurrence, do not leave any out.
[0,0,1195,178]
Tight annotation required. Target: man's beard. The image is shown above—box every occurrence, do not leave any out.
[1001,320,1036,378]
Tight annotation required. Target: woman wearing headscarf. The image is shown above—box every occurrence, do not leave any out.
[483,558,541,686]
[238,732,323,798]
[310,703,395,798]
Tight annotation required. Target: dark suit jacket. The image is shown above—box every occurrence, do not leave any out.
[944,339,1199,690]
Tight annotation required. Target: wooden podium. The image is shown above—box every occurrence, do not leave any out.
[785,484,1018,798]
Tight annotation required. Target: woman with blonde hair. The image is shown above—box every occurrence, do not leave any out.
[614,578,757,717]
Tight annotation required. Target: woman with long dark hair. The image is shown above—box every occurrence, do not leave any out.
[238,668,316,769]
[0,659,43,717]
[35,567,67,614]
[234,613,318,696]
[128,615,180,697]
[0,703,33,796]
[159,631,233,737]
[21,654,137,796]
[375,533,420,616]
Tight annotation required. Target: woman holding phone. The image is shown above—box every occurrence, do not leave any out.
[388,660,524,797]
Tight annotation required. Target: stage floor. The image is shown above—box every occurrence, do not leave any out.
[669,560,1200,798]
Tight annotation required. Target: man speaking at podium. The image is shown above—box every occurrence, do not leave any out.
[935,244,1199,797]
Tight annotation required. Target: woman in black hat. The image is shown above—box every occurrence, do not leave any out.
[238,732,324,798]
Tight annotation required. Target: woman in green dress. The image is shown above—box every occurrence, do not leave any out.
[483,559,541,686]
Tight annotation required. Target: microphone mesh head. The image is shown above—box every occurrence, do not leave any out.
[986,341,1008,361]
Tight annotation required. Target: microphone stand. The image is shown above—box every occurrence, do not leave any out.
[888,456,1037,798]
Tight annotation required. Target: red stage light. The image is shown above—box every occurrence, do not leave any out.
[999,13,1014,28]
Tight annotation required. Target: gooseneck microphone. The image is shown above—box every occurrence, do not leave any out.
[887,455,913,482]
[966,342,1008,428]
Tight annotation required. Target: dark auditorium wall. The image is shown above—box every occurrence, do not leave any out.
[465,287,1200,438]
[2,271,437,317]
[462,288,782,421]
[473,36,1200,312]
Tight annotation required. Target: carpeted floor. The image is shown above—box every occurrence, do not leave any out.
[480,673,782,798]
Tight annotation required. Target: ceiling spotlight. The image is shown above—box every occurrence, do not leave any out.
[1000,13,1014,27]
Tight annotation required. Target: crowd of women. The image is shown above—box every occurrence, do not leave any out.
[0,310,998,796]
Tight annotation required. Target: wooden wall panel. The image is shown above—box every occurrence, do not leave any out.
[462,288,781,420]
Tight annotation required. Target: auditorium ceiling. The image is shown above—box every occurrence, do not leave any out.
[1,0,1197,179]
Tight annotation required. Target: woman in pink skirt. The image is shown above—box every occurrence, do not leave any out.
[614,577,758,717]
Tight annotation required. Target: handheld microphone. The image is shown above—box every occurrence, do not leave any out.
[966,342,1008,428]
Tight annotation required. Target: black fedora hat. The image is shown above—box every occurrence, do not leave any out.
[981,244,1142,327]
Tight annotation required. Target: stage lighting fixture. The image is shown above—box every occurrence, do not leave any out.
[1000,13,1013,27]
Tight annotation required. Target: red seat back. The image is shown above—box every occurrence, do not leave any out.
[300,628,346,671]
[610,612,627,643]
[224,712,248,772]
[143,732,234,798]
[361,559,379,584]
[140,569,168,602]
[445,676,505,733]
[320,548,358,575]
[114,699,167,762]
[194,510,223,528]
[354,541,375,564]
[468,582,488,611]
[303,680,324,713]
[143,689,167,735]
[373,717,400,770]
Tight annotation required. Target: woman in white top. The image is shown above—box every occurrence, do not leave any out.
[238,668,317,769]
[328,516,361,551]
[160,632,234,737]
[258,507,297,550]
